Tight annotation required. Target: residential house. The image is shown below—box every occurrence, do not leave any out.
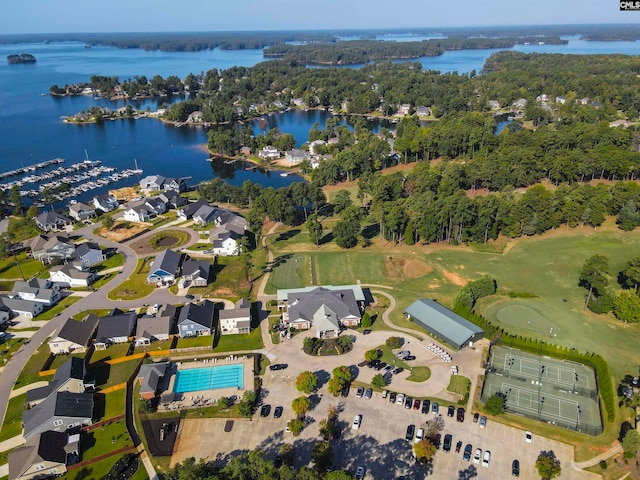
[192,204,218,226]
[0,297,43,318]
[278,285,364,338]
[134,315,173,346]
[513,98,528,109]
[211,231,241,256]
[93,194,118,212]
[12,279,61,307]
[22,391,93,441]
[136,362,168,400]
[177,199,208,220]
[579,97,591,105]
[397,104,411,116]
[68,202,96,222]
[139,175,166,192]
[8,431,79,480]
[258,145,281,160]
[177,300,215,338]
[158,190,187,209]
[186,111,203,123]
[48,315,99,355]
[487,100,500,110]
[163,178,187,192]
[416,106,431,116]
[144,197,167,216]
[219,298,251,335]
[122,204,153,223]
[0,305,11,325]
[49,265,95,288]
[536,94,549,103]
[75,242,105,268]
[285,149,309,165]
[556,96,567,104]
[181,259,210,287]
[94,310,137,349]
[35,212,73,232]
[27,357,88,408]
[147,249,183,285]
[29,235,76,265]
[209,209,248,257]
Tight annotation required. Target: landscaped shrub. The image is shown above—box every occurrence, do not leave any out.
[385,336,403,349]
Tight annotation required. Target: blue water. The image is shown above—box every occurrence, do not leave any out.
[174,364,244,393]
[1,37,639,202]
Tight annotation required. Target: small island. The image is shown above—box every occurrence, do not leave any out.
[7,53,36,64]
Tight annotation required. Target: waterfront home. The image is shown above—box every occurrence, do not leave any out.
[93,194,119,212]
[122,204,153,223]
[48,315,99,355]
[258,145,281,160]
[139,174,166,192]
[177,300,215,338]
[158,190,187,209]
[163,177,187,192]
[0,296,43,318]
[29,235,76,265]
[181,258,210,287]
[147,249,183,285]
[513,98,528,109]
[12,279,61,307]
[49,264,95,288]
[27,357,88,408]
[8,431,79,480]
[416,106,431,116]
[219,298,252,335]
[177,199,208,220]
[285,149,309,165]
[137,362,168,400]
[309,140,326,154]
[135,315,173,346]
[35,211,73,232]
[94,310,137,349]
[22,391,93,441]
[488,100,500,110]
[68,202,96,222]
[397,104,411,116]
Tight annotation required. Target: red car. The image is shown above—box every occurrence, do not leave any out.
[413,399,420,410]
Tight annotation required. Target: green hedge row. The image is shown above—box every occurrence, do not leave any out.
[454,305,615,422]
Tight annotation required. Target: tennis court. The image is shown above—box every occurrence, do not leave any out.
[482,346,602,435]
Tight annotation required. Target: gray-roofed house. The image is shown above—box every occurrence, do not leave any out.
[285,149,310,165]
[29,235,76,264]
[219,298,252,335]
[177,199,208,220]
[135,315,173,346]
[192,204,218,226]
[403,298,484,350]
[163,178,187,192]
[147,249,183,285]
[93,194,119,212]
[122,204,153,223]
[158,190,187,209]
[0,297,43,318]
[12,279,61,307]
[49,264,95,288]
[181,259,210,287]
[8,431,79,480]
[27,357,87,408]
[177,300,215,338]
[280,286,363,338]
[145,197,167,216]
[35,212,73,232]
[209,209,247,257]
[68,202,96,222]
[94,311,137,349]
[48,315,99,355]
[22,391,93,441]
[75,242,105,268]
[139,174,166,192]
[136,362,168,400]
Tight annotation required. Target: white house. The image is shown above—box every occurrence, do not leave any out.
[49,265,95,288]
[48,316,99,355]
[285,149,309,165]
[123,205,153,223]
[12,279,61,307]
[0,297,44,318]
[211,232,241,256]
[258,145,281,160]
[93,194,119,212]
[219,298,252,335]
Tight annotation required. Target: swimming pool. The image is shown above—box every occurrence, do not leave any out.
[174,364,244,393]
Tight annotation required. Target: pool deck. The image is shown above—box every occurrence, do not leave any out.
[159,356,254,412]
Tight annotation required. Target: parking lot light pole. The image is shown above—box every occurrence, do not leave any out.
[538,396,545,421]
[507,357,514,376]
[576,405,581,430]
[573,373,579,393]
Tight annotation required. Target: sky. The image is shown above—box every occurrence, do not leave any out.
[0,0,637,34]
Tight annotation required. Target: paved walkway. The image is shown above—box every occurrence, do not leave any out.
[0,463,7,477]
[9,381,48,399]
[0,434,25,452]
[256,223,281,351]
[572,443,623,469]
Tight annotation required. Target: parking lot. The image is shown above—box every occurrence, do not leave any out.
[172,370,597,479]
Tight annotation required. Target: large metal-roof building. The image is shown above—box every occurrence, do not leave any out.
[404,299,484,350]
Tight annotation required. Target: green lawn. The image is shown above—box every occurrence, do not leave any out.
[80,420,132,461]
[97,253,125,271]
[73,309,112,320]
[266,253,312,291]
[91,272,115,289]
[0,253,45,280]
[189,256,251,298]
[15,340,53,387]
[176,335,214,349]
[215,327,264,352]
[108,257,156,300]
[37,295,82,320]
[406,366,431,382]
[268,315,281,345]
[49,352,85,370]
[0,337,28,365]
[0,394,26,442]
[89,343,132,364]
[103,389,127,420]
[88,358,139,389]
[65,454,148,480]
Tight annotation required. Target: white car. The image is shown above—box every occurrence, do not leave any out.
[396,393,405,406]
[525,431,533,443]
[482,450,491,468]
[355,466,365,480]
[414,427,424,443]
[352,414,362,430]
[473,448,482,464]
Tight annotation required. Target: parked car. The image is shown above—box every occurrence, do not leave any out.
[384,364,394,371]
[382,390,388,399]
[356,387,364,398]
[463,444,473,461]
[457,407,465,422]
[473,448,482,464]
[273,406,283,418]
[431,402,439,414]
[396,393,405,405]
[413,399,420,410]
[397,350,410,359]
[355,467,365,480]
[404,396,413,409]
[433,433,441,449]
[393,367,403,374]
[482,450,491,468]
[512,459,520,477]
[443,434,453,452]
[479,416,487,428]
[341,386,350,397]
[260,405,271,417]
[455,441,463,453]
[414,428,424,443]
[389,392,397,404]
[404,355,416,361]
[524,431,533,443]
[447,405,455,417]
[374,362,386,371]
[185,294,195,300]
[473,412,480,423]
[269,364,288,371]
[421,399,431,414]
[405,424,415,442]
[352,414,362,430]
[362,329,372,335]
[364,388,373,399]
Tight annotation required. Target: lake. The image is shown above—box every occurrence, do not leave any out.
[1,36,639,203]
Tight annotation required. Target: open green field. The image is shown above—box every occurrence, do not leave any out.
[0,253,45,279]
[108,257,156,300]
